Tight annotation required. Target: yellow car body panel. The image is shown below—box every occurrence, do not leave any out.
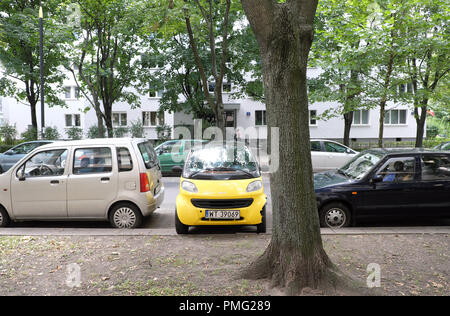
[176,177,266,226]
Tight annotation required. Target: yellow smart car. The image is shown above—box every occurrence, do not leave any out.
[175,142,266,234]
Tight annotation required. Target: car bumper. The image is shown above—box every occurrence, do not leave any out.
[140,185,165,217]
[176,193,266,226]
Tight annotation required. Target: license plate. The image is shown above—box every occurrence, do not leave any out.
[205,210,240,219]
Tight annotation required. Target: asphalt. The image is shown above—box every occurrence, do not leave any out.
[1,176,449,236]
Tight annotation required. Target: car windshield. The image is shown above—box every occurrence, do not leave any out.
[337,151,383,180]
[7,142,49,155]
[183,143,260,179]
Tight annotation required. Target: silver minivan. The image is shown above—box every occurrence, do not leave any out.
[0,138,164,228]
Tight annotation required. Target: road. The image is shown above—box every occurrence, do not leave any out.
[2,175,449,235]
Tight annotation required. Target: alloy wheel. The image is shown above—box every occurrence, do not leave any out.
[113,207,137,228]
[325,208,346,228]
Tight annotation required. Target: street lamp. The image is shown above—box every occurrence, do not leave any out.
[39,1,45,138]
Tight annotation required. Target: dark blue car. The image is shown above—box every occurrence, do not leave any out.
[315,148,450,227]
[0,141,54,172]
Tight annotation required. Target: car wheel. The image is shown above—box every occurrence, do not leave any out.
[0,206,10,227]
[319,202,351,228]
[175,209,189,234]
[109,203,143,229]
[256,206,266,234]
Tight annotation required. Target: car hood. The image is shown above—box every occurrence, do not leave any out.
[314,170,351,189]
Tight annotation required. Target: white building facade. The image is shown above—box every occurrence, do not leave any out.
[0,67,420,145]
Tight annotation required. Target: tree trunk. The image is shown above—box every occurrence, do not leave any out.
[343,111,353,147]
[241,0,346,294]
[414,103,427,148]
[378,52,395,148]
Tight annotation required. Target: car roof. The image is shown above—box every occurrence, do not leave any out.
[363,147,450,156]
[37,137,148,149]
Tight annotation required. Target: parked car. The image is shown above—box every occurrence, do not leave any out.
[0,140,54,173]
[310,139,358,172]
[155,139,208,175]
[175,142,266,234]
[433,141,450,151]
[0,138,164,228]
[314,148,450,228]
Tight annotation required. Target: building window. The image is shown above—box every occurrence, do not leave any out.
[384,109,407,125]
[223,82,231,93]
[65,114,81,127]
[255,110,266,126]
[64,87,72,99]
[309,110,317,126]
[74,87,80,99]
[142,111,164,126]
[398,83,413,94]
[225,110,235,128]
[353,109,369,125]
[148,84,163,98]
[112,112,127,127]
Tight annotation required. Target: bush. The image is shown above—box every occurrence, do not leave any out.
[114,126,129,138]
[87,125,106,139]
[0,123,17,145]
[130,120,144,138]
[43,126,60,140]
[21,126,38,141]
[426,125,440,139]
[66,127,83,140]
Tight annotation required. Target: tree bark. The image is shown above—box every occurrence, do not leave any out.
[343,111,353,147]
[240,0,346,294]
[378,52,395,148]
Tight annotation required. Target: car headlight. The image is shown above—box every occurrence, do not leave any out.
[246,180,262,192]
[181,180,198,193]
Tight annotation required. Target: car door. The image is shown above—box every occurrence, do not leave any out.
[414,153,450,217]
[157,140,184,173]
[323,141,355,170]
[66,146,118,218]
[358,155,420,218]
[10,148,69,219]
[310,141,328,172]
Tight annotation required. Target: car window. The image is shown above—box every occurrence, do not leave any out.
[376,157,416,183]
[421,155,450,181]
[160,141,182,154]
[9,142,47,155]
[73,147,112,174]
[310,141,322,152]
[138,141,158,169]
[117,147,133,172]
[324,142,347,153]
[17,149,67,178]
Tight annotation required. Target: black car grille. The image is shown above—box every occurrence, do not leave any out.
[191,198,253,209]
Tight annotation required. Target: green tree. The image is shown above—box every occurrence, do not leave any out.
[240,0,351,294]
[0,0,71,139]
[397,0,449,147]
[66,0,152,138]
[309,0,373,146]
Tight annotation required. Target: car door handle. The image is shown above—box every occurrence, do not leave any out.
[101,177,110,182]
[50,180,59,184]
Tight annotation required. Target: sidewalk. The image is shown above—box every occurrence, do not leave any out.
[0,226,448,236]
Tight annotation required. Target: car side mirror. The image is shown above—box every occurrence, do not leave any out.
[17,169,26,181]
[4,150,13,156]
[346,148,353,154]
[371,175,383,183]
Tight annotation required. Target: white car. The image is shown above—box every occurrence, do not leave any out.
[310,139,358,172]
[0,138,164,228]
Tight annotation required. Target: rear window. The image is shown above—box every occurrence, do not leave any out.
[138,141,159,169]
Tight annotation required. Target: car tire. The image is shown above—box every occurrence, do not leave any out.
[109,203,143,229]
[319,202,351,228]
[0,206,10,227]
[256,206,266,234]
[175,209,189,234]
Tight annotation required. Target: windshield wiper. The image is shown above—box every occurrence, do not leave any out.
[337,168,351,179]
[188,167,255,178]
